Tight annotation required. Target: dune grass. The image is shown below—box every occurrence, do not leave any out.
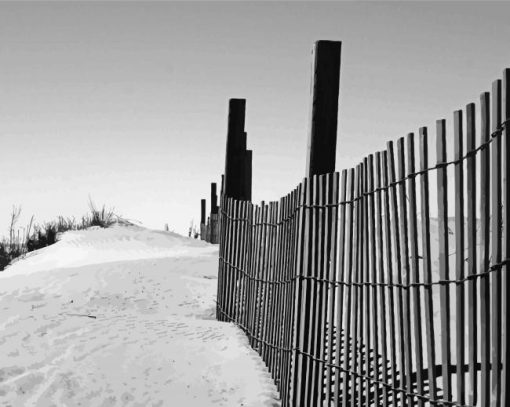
[0,201,120,271]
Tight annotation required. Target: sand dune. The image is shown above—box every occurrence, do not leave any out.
[0,225,279,407]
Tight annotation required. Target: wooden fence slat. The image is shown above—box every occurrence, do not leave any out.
[237,201,248,325]
[271,199,281,376]
[352,164,363,407]
[223,198,234,321]
[272,195,286,389]
[387,141,407,407]
[294,177,313,406]
[318,174,329,404]
[242,201,251,324]
[216,194,225,320]
[266,201,276,357]
[219,196,230,322]
[491,79,503,407]
[246,201,255,333]
[341,168,356,407]
[479,92,491,406]
[230,198,240,321]
[310,175,326,405]
[367,155,380,406]
[502,67,510,407]
[278,194,288,401]
[453,109,466,404]
[381,151,399,405]
[261,201,271,361]
[254,202,267,348]
[287,184,303,406]
[375,152,389,407]
[362,157,370,407]
[282,192,293,398]
[234,200,245,322]
[406,133,425,406]
[262,202,277,363]
[266,200,279,376]
[289,181,305,405]
[229,199,240,321]
[465,102,477,405]
[284,189,298,405]
[436,118,452,402]
[334,170,349,404]
[257,202,266,352]
[396,137,413,405]
[325,172,340,404]
[418,127,438,401]
[249,204,261,346]
[279,195,290,385]
[305,175,320,405]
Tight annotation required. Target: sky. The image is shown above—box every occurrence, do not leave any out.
[0,1,509,236]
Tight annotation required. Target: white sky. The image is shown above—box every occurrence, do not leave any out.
[1,1,509,236]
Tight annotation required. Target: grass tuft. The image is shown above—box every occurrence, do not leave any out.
[0,202,123,271]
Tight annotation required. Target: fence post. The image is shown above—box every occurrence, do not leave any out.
[211,183,219,243]
[225,99,248,200]
[200,199,206,241]
[306,40,342,178]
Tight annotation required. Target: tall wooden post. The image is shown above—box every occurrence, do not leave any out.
[306,40,342,178]
[210,183,219,243]
[224,99,247,200]
[211,183,218,214]
[200,199,206,241]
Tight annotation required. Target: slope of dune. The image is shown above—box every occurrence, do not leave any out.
[0,225,280,407]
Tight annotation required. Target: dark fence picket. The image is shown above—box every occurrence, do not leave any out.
[290,180,307,406]
[491,79,503,407]
[318,174,331,406]
[382,150,399,405]
[325,172,340,404]
[271,196,285,389]
[358,157,372,407]
[454,110,466,404]
[295,177,313,406]
[396,137,413,406]
[341,168,356,407]
[387,141,407,407]
[479,91,491,407]
[436,119,453,402]
[367,154,380,406]
[375,152,389,407]
[406,133,425,407]
[351,164,362,407]
[333,170,348,404]
[418,127,438,402]
[309,175,325,406]
[465,102,477,405]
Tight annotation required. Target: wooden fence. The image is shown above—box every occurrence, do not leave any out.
[216,69,509,406]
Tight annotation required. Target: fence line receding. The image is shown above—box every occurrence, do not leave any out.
[216,69,509,407]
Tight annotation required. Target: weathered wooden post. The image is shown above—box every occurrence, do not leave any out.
[200,199,206,241]
[210,182,219,243]
[305,40,342,177]
[224,99,252,201]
